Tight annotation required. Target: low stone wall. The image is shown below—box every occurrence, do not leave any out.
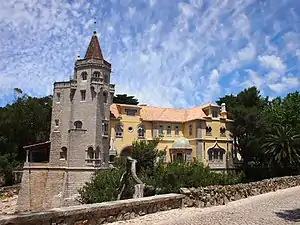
[0,184,20,194]
[0,194,184,225]
[180,175,300,208]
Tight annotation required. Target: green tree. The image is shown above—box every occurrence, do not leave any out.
[113,94,139,105]
[131,138,160,176]
[262,125,300,171]
[263,92,300,133]
[0,92,52,184]
[217,87,268,173]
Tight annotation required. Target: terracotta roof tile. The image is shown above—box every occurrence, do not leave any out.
[110,103,212,122]
[84,32,104,60]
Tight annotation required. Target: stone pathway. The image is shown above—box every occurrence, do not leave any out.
[0,194,17,215]
[110,186,300,225]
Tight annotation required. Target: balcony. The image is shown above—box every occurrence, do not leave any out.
[90,77,103,84]
[85,159,102,167]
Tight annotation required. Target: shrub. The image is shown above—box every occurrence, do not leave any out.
[78,168,124,204]
[150,162,243,194]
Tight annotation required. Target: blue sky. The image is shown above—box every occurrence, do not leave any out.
[1,0,300,108]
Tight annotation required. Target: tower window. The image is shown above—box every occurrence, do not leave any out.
[104,74,109,83]
[56,92,61,103]
[60,147,67,160]
[80,90,86,101]
[74,121,83,129]
[93,71,101,78]
[103,91,108,103]
[87,147,94,159]
[81,72,87,81]
[102,120,109,135]
[55,119,59,127]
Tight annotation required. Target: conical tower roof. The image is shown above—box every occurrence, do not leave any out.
[84,31,104,60]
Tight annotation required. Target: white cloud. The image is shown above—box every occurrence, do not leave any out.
[237,43,256,61]
[243,69,265,89]
[268,75,300,93]
[258,55,286,73]
[0,0,299,108]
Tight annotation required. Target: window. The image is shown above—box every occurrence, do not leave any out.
[80,90,86,101]
[60,147,67,160]
[138,125,145,138]
[208,148,225,163]
[125,109,137,116]
[109,155,115,163]
[115,123,123,138]
[103,92,108,103]
[189,124,193,136]
[104,74,109,83]
[56,92,61,103]
[95,146,100,159]
[81,72,87,81]
[91,87,96,100]
[55,119,59,127]
[212,109,219,118]
[206,126,212,136]
[159,125,164,136]
[102,121,109,135]
[70,89,76,101]
[128,126,133,133]
[167,125,171,136]
[93,71,101,78]
[74,121,83,129]
[220,127,226,136]
[175,126,179,136]
[87,147,94,159]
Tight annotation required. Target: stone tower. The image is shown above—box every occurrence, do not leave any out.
[16,31,116,212]
[50,31,115,168]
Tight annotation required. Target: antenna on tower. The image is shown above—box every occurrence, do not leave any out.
[93,19,97,35]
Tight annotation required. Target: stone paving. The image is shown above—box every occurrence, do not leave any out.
[110,186,300,225]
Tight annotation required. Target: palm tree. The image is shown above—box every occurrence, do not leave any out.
[262,125,300,168]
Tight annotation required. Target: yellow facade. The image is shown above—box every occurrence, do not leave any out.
[109,103,233,169]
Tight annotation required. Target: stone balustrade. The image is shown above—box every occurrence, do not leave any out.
[180,175,300,208]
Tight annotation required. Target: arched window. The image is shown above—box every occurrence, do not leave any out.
[91,86,96,100]
[87,147,94,159]
[103,91,108,103]
[115,123,123,138]
[102,120,109,135]
[81,72,87,81]
[60,147,67,160]
[220,127,226,136]
[138,125,145,138]
[104,74,109,83]
[207,148,225,163]
[175,126,179,136]
[95,146,100,159]
[74,121,83,129]
[93,71,101,78]
[189,124,193,136]
[206,126,212,136]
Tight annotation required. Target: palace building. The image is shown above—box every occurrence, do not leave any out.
[16,31,235,212]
